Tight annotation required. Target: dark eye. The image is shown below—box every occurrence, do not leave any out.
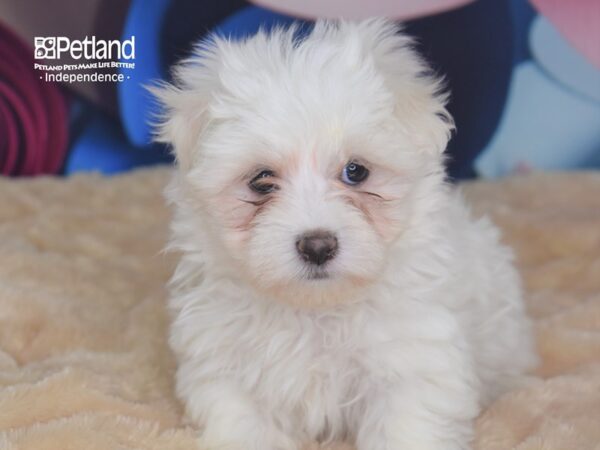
[341,161,369,185]
[249,170,277,194]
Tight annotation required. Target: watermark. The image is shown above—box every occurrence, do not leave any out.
[33,36,136,83]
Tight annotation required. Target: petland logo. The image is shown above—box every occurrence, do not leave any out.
[34,36,135,60]
[34,36,135,84]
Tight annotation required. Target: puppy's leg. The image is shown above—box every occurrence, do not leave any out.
[355,344,480,450]
[182,379,297,450]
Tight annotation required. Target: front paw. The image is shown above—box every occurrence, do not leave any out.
[356,406,474,450]
[197,428,299,450]
[357,435,471,450]
[302,443,355,450]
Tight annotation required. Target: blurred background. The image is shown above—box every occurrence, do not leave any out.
[0,0,598,180]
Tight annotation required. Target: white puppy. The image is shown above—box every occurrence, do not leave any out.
[153,19,537,450]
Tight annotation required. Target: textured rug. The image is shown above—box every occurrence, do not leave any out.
[0,168,598,450]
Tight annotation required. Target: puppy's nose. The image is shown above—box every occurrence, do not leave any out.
[296,231,338,266]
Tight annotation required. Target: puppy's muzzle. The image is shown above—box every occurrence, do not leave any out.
[296,230,338,266]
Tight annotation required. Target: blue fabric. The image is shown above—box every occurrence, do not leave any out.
[475,62,600,177]
[475,15,600,178]
[405,0,514,179]
[213,5,306,39]
[530,17,600,103]
[160,0,247,74]
[509,0,537,65]
[118,0,171,147]
[66,109,172,174]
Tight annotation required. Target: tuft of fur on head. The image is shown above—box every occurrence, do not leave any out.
[152,18,454,308]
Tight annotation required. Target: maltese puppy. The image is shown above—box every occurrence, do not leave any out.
[153,19,537,450]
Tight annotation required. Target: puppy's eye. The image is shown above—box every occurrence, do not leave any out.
[341,161,369,185]
[249,170,278,194]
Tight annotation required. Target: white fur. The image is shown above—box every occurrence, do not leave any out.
[153,19,537,450]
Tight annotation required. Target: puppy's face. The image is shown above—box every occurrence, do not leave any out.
[157,20,452,307]
[192,112,419,305]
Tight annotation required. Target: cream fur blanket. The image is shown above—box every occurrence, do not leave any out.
[0,169,598,450]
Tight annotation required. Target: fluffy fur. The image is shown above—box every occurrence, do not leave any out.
[153,19,537,450]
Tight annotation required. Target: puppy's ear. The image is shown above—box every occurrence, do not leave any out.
[148,41,221,172]
[345,18,454,156]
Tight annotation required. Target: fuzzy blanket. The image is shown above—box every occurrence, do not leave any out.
[0,168,598,450]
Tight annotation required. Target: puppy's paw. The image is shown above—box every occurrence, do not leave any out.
[302,443,355,450]
[357,437,470,450]
[197,429,298,450]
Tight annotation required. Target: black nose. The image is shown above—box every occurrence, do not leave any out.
[296,231,338,266]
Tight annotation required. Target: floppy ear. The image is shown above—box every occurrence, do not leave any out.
[148,40,222,172]
[350,18,454,156]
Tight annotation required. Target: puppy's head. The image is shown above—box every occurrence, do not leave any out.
[154,19,452,307]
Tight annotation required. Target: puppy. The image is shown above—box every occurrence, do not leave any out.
[153,19,537,450]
